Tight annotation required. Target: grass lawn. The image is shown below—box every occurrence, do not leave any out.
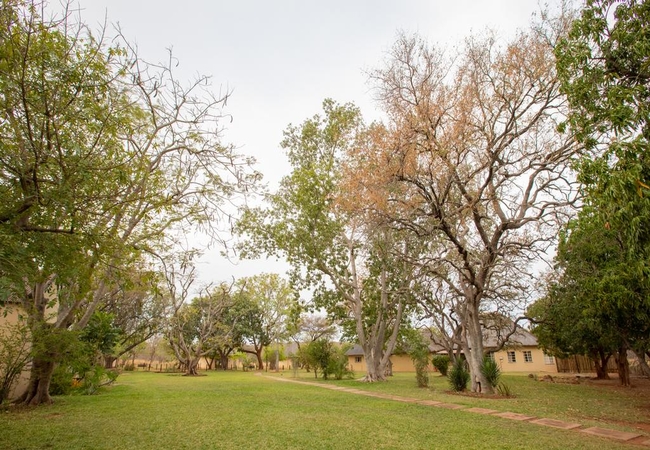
[275,370,650,434]
[0,370,643,450]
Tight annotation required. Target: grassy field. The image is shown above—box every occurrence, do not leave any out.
[0,370,645,450]
[275,370,650,433]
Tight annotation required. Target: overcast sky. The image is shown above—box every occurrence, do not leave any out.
[79,0,546,287]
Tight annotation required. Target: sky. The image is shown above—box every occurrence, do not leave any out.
[78,0,547,287]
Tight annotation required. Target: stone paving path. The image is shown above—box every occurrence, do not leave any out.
[263,375,650,447]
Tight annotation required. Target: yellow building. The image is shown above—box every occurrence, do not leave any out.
[0,301,32,400]
[346,325,558,375]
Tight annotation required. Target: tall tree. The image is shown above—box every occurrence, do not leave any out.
[528,212,643,382]
[236,101,414,381]
[234,273,294,370]
[368,29,579,393]
[0,1,257,404]
[554,0,650,382]
[167,283,233,376]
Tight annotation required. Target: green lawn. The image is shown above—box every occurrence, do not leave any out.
[0,371,643,450]
[276,371,650,433]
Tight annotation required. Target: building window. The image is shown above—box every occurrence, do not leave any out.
[523,351,533,363]
[544,354,555,365]
[486,352,495,361]
[355,356,362,363]
[507,351,516,363]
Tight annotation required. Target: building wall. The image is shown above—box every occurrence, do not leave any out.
[0,304,31,400]
[348,346,558,374]
[491,347,558,373]
[347,354,435,374]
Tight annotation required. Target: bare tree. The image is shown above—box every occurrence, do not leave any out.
[369,29,580,393]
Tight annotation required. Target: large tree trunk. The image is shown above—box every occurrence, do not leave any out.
[219,353,229,370]
[591,349,611,380]
[633,350,650,378]
[360,352,385,382]
[255,350,264,371]
[465,307,493,394]
[104,355,117,369]
[19,358,55,405]
[616,347,631,387]
[632,349,650,378]
[185,358,200,376]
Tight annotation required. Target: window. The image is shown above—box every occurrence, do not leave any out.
[355,356,362,363]
[486,352,495,361]
[523,351,533,363]
[544,354,555,365]
[507,351,516,363]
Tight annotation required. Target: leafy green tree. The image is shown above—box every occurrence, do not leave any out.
[167,284,233,376]
[555,0,650,381]
[530,210,650,384]
[234,273,294,370]
[0,1,257,404]
[405,329,430,388]
[302,339,351,380]
[236,100,414,382]
[432,356,450,377]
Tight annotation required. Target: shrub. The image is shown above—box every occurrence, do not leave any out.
[50,365,75,396]
[0,321,31,403]
[407,332,430,388]
[432,355,450,376]
[327,347,354,380]
[448,358,470,392]
[78,367,119,395]
[414,360,429,388]
[480,356,501,389]
[497,381,513,397]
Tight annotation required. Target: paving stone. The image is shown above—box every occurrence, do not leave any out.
[416,400,442,406]
[580,427,642,441]
[494,412,535,421]
[530,418,581,430]
[432,402,464,410]
[387,396,417,403]
[465,407,498,415]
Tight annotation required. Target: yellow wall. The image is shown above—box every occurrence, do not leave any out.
[492,347,557,374]
[348,347,557,374]
[0,305,31,400]
[347,354,435,374]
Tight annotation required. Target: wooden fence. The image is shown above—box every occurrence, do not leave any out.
[555,354,618,373]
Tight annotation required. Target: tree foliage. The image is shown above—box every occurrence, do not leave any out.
[0,0,257,404]
[553,0,650,383]
[236,100,413,382]
[366,25,578,393]
[233,273,294,370]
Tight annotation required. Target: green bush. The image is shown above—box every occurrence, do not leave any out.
[414,360,429,388]
[78,366,119,395]
[50,365,75,396]
[432,355,450,376]
[448,358,470,392]
[327,348,354,380]
[480,356,501,389]
[497,381,513,397]
[407,332,430,388]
